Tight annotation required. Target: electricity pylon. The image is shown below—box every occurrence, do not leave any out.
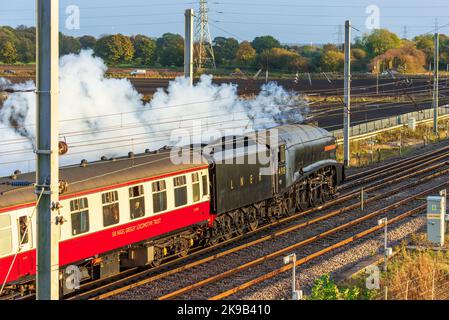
[194,0,216,70]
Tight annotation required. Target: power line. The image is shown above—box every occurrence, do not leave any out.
[214,2,449,9]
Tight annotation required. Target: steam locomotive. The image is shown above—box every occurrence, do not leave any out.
[0,124,344,296]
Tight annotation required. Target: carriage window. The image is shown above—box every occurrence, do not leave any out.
[129,185,145,219]
[18,216,29,244]
[174,176,187,207]
[192,173,200,202]
[152,180,167,213]
[102,191,120,227]
[202,174,208,196]
[70,198,89,236]
[0,215,12,256]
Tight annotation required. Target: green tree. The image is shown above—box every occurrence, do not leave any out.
[322,43,339,52]
[251,35,281,53]
[439,34,449,69]
[292,45,322,72]
[321,50,345,72]
[213,37,239,66]
[352,48,368,71]
[414,34,434,66]
[78,35,97,49]
[59,33,81,55]
[155,33,184,67]
[361,29,401,58]
[0,26,36,63]
[14,26,36,63]
[0,40,18,63]
[235,41,256,65]
[258,47,306,71]
[95,34,135,65]
[131,35,156,66]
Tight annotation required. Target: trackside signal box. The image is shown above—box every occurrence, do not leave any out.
[427,195,446,247]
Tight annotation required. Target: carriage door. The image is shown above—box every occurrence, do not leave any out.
[277,144,287,193]
[17,213,33,276]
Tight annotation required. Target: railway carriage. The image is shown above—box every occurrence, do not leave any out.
[0,150,212,295]
[0,123,344,297]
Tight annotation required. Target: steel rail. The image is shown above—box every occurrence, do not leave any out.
[209,204,428,300]
[341,148,449,190]
[345,143,449,182]
[157,180,449,300]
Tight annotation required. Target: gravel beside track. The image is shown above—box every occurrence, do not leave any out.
[107,163,448,300]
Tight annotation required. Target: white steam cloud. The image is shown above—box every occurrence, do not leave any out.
[0,50,308,176]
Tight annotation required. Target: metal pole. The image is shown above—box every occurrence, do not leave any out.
[384,220,388,272]
[361,187,364,211]
[431,269,436,300]
[36,0,60,300]
[434,32,439,134]
[184,9,194,87]
[376,60,379,95]
[343,20,351,167]
[292,253,296,299]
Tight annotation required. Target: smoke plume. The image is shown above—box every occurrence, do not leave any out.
[0,50,308,176]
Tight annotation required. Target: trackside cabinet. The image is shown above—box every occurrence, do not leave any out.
[427,196,446,246]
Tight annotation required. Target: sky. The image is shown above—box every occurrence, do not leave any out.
[1,0,449,44]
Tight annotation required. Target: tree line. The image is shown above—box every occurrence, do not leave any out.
[0,25,447,74]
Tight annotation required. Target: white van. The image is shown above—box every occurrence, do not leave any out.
[130,69,146,76]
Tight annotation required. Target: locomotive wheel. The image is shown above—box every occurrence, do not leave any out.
[321,184,331,202]
[208,221,221,246]
[221,215,233,241]
[269,203,283,221]
[283,196,295,216]
[177,239,190,258]
[247,207,258,232]
[310,187,320,207]
[297,189,309,211]
[233,211,245,235]
[151,248,163,267]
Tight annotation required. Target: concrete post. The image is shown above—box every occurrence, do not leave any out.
[184,9,194,87]
[343,20,351,167]
[36,0,60,300]
[434,33,439,134]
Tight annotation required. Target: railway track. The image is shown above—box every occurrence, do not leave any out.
[148,172,449,300]
[209,203,431,300]
[58,144,449,301]
[7,143,448,301]
[341,145,449,190]
[345,143,449,182]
